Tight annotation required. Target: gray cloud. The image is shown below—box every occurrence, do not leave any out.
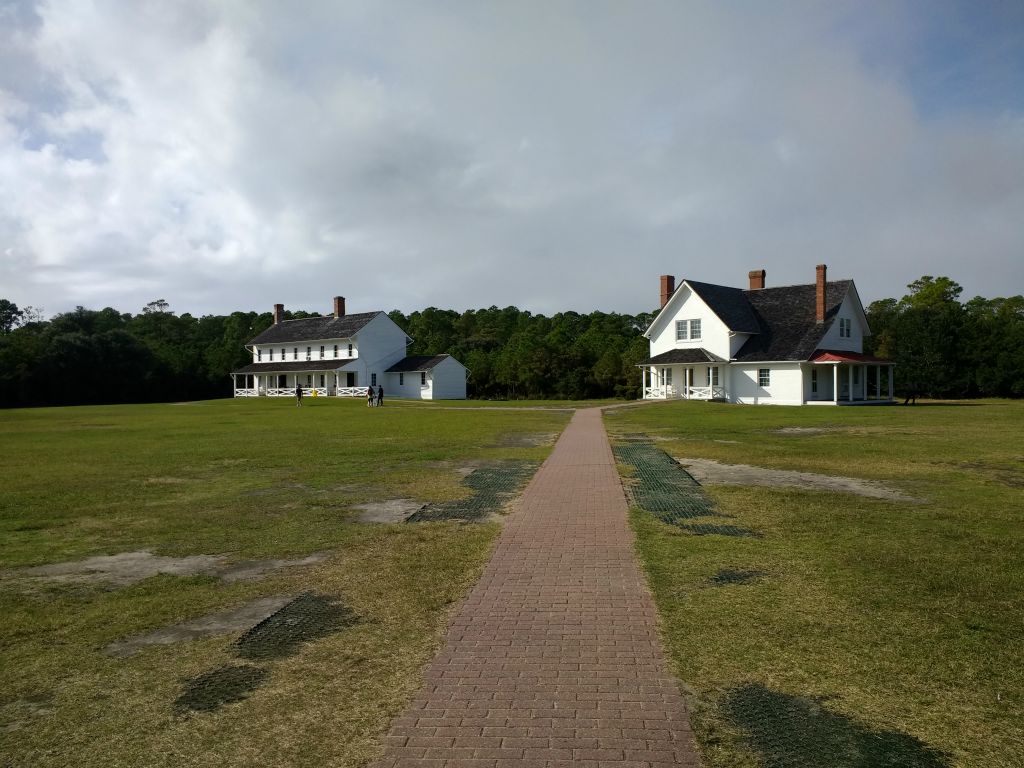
[1,0,1022,320]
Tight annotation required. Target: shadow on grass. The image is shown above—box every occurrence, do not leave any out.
[723,683,950,767]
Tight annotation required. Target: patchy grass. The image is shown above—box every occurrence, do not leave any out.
[0,397,569,767]
[606,400,1023,768]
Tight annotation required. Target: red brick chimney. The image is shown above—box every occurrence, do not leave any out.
[748,269,766,290]
[273,303,284,324]
[816,264,827,323]
[333,296,346,318]
[659,275,676,309]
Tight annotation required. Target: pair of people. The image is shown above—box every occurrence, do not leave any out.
[367,384,384,407]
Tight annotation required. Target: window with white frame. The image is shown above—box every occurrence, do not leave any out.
[269,348,274,361]
[758,368,770,387]
[839,318,852,338]
[811,368,818,393]
[257,348,262,361]
[675,319,702,341]
[371,373,377,386]
[421,372,427,386]
[711,366,719,386]
[293,347,298,360]
[348,343,353,357]
[660,368,673,385]
[319,345,325,358]
[306,346,312,360]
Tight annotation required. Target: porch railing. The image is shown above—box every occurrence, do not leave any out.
[644,385,679,399]
[684,385,727,400]
[233,388,258,397]
[337,387,372,397]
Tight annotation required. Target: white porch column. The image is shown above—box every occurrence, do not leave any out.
[833,365,839,405]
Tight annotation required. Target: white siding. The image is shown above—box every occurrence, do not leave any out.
[429,357,468,399]
[648,284,732,360]
[816,294,865,353]
[354,314,410,388]
[729,363,804,405]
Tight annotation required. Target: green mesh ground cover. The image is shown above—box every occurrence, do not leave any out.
[615,441,761,537]
[614,443,717,522]
[406,461,540,523]
[722,683,950,767]
[174,665,267,713]
[711,568,767,585]
[234,593,357,661]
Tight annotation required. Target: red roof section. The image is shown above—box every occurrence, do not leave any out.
[810,350,893,364]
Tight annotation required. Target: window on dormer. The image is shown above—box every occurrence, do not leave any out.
[839,318,852,338]
[257,349,262,362]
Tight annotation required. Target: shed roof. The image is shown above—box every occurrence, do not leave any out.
[640,348,726,366]
[385,354,453,373]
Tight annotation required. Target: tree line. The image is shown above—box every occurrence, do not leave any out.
[0,275,1020,407]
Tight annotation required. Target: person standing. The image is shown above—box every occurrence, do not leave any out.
[367,385,374,407]
[295,383,303,407]
[376,384,384,407]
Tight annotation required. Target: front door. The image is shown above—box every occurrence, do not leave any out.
[346,372,355,387]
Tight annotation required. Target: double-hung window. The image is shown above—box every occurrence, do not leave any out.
[257,349,262,362]
[293,347,298,361]
[348,343,354,357]
[839,318,852,338]
[421,372,427,386]
[333,344,338,358]
[319,345,325,359]
[675,319,702,341]
[399,373,405,385]
[758,369,771,387]
[306,346,312,360]
[710,366,719,386]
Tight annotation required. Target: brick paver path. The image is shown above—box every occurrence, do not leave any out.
[373,408,702,767]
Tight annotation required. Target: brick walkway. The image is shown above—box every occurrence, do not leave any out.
[373,408,702,767]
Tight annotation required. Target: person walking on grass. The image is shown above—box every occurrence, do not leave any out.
[295,383,303,407]
[367,385,375,407]
[377,384,384,407]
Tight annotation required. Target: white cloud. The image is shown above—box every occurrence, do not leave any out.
[0,0,1022,320]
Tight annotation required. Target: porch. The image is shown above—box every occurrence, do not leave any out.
[230,362,368,397]
[641,365,727,401]
[805,352,895,405]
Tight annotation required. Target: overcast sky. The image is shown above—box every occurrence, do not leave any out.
[2,1,1022,319]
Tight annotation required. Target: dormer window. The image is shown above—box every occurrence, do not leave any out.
[839,318,852,338]
[257,349,262,362]
[675,319,701,341]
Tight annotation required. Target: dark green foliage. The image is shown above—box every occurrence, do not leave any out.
[234,593,357,660]
[866,276,1024,398]
[174,665,267,713]
[722,682,950,767]
[406,461,540,522]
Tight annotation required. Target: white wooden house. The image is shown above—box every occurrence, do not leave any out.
[642,265,895,405]
[231,296,467,399]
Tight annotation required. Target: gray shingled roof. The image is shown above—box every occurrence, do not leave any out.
[385,354,452,373]
[684,281,761,334]
[733,281,852,362]
[247,312,380,345]
[232,360,360,374]
[640,348,726,366]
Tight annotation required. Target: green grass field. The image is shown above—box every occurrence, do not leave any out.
[605,400,1024,767]
[0,398,570,767]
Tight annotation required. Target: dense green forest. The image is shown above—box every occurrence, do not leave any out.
[1,275,1021,407]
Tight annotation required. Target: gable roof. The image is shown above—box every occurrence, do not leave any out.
[385,354,453,373]
[248,312,381,345]
[733,280,853,362]
[684,281,761,334]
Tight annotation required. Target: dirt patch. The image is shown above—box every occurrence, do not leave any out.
[773,426,829,435]
[1,693,54,733]
[485,432,557,448]
[351,499,424,523]
[16,550,330,588]
[677,457,922,503]
[218,552,331,582]
[22,552,224,587]
[105,596,293,657]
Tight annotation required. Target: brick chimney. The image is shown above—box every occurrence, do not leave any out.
[816,264,827,323]
[659,275,676,309]
[748,269,766,290]
[273,303,284,325]
[333,296,346,318]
